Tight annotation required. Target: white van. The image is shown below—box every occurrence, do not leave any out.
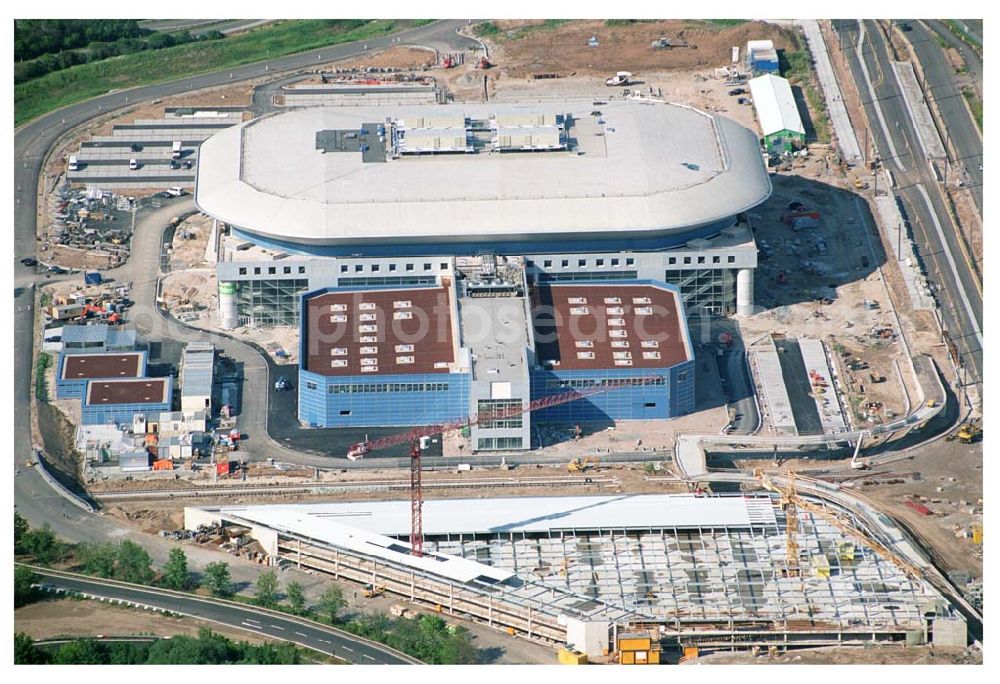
[68,155,79,171]
[167,186,185,197]
[171,141,182,159]
[129,159,139,171]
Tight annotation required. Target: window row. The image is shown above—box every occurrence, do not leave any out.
[237,265,306,276]
[325,382,452,394]
[339,261,449,274]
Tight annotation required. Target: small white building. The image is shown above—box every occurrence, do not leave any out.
[181,342,215,413]
[748,74,806,153]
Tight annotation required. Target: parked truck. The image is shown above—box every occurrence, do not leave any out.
[68,155,79,172]
[172,141,182,159]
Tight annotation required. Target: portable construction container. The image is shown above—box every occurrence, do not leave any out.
[152,458,174,471]
[84,271,103,285]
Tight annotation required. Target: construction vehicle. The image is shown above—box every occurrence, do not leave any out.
[475,56,491,69]
[362,583,386,598]
[567,457,599,473]
[605,71,633,86]
[853,177,869,190]
[956,421,981,444]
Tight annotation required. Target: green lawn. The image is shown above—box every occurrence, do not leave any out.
[782,48,831,144]
[15,19,398,126]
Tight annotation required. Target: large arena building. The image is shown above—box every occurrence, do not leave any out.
[196,99,771,328]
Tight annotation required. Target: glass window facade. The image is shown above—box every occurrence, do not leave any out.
[477,399,523,429]
[235,278,309,327]
[664,268,736,316]
[476,436,524,451]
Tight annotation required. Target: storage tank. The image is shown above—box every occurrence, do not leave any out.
[218,281,238,329]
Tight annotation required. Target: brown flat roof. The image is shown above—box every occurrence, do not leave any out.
[532,283,689,371]
[86,378,170,405]
[62,352,143,380]
[304,283,456,377]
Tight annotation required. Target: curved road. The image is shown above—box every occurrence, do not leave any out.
[13,21,478,536]
[24,566,419,664]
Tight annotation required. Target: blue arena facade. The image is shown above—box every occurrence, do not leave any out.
[294,274,695,449]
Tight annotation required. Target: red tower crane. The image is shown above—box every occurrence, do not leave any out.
[347,376,665,557]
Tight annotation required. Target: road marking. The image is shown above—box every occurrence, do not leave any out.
[270,624,285,631]
[362,654,375,661]
[341,645,353,652]
[913,183,983,346]
[856,21,904,169]
[319,639,332,644]
[295,631,308,637]
[240,622,263,630]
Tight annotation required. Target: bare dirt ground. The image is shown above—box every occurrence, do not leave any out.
[483,20,797,79]
[15,598,275,645]
[326,45,437,71]
[694,643,980,664]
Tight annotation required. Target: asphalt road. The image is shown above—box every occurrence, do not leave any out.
[12,20,478,534]
[903,20,982,213]
[833,20,982,386]
[26,568,418,664]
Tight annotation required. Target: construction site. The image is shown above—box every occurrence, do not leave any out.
[182,482,967,662]
[24,19,982,666]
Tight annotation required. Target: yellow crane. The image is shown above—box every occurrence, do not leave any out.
[754,470,925,583]
[756,469,800,577]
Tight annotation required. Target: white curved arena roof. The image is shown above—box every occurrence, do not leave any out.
[195,100,771,247]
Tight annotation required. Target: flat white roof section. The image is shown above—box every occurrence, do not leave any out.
[195,100,771,247]
[749,74,806,137]
[227,508,513,584]
[215,494,776,538]
[753,347,797,434]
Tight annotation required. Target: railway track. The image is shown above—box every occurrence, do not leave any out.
[91,475,621,501]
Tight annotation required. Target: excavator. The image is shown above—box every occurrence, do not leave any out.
[568,457,600,473]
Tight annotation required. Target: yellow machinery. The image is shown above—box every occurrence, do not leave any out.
[568,457,599,473]
[755,470,925,583]
[972,524,983,545]
[756,469,800,577]
[362,583,386,598]
[956,421,981,444]
[557,648,588,665]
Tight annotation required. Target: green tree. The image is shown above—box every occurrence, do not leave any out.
[77,542,118,578]
[115,540,154,584]
[439,626,479,664]
[253,570,279,608]
[15,565,38,608]
[242,641,301,664]
[202,561,233,598]
[20,522,61,564]
[107,640,150,664]
[53,638,105,664]
[161,547,190,590]
[318,585,346,623]
[285,581,306,615]
[14,513,29,553]
[15,632,48,664]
